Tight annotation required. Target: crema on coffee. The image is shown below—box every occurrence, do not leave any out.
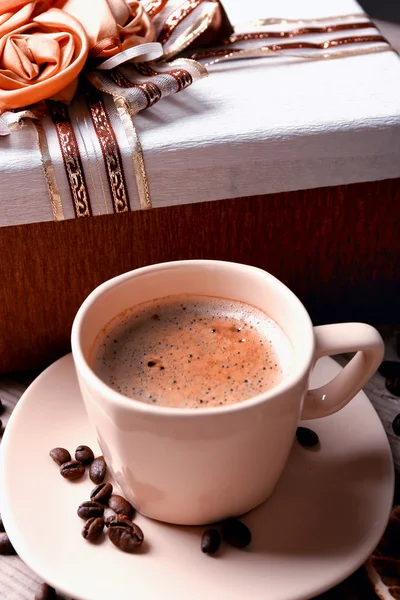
[92,294,292,408]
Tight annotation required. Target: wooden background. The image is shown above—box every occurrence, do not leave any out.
[0,178,399,373]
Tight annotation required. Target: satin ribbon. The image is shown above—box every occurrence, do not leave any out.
[60,0,156,57]
[97,42,163,70]
[0,4,89,112]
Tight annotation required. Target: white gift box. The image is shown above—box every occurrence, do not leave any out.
[1,0,400,225]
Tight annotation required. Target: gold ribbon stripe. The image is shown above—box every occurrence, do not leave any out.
[32,120,65,222]
[115,97,152,210]
[234,13,369,29]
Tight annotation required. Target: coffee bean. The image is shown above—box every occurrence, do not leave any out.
[0,532,16,555]
[108,520,144,552]
[386,377,400,397]
[60,460,85,480]
[82,517,104,542]
[34,583,57,600]
[392,414,400,436]
[201,529,221,555]
[75,445,94,466]
[108,494,135,519]
[296,427,320,448]
[221,518,251,549]
[0,515,4,533]
[378,361,400,379]
[0,398,4,415]
[49,447,71,466]
[90,482,113,504]
[105,515,133,527]
[0,419,3,432]
[77,501,104,519]
[90,456,106,484]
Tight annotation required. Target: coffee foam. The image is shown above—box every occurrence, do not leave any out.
[92,295,293,408]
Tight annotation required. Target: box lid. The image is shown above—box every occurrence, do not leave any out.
[1,0,400,225]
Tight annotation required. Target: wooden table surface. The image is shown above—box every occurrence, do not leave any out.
[0,328,399,600]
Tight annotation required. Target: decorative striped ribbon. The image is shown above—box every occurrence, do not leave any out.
[190,34,393,65]
[49,100,92,218]
[84,87,131,214]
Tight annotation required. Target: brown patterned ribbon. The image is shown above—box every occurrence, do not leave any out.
[109,69,163,108]
[169,68,193,90]
[84,87,131,214]
[109,64,193,103]
[142,0,169,18]
[162,2,217,59]
[49,101,92,218]
[88,58,200,113]
[190,34,392,62]
[227,20,377,44]
[158,0,204,45]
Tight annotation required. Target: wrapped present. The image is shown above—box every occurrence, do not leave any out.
[0,0,400,372]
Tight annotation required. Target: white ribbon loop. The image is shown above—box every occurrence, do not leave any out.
[97,42,163,70]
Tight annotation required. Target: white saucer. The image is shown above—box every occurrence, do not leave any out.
[0,355,394,600]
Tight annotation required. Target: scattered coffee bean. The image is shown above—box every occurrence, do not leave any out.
[201,529,221,555]
[378,361,400,379]
[108,520,144,552]
[0,515,4,533]
[0,532,16,555]
[221,518,252,549]
[0,398,4,415]
[90,482,113,504]
[77,501,104,520]
[386,376,400,397]
[0,419,3,432]
[392,414,400,436]
[75,445,94,466]
[49,447,71,466]
[60,460,85,480]
[82,517,105,542]
[108,494,135,519]
[105,514,133,527]
[90,456,106,484]
[34,583,57,600]
[296,427,320,448]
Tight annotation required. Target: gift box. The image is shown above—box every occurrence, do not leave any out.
[0,0,400,373]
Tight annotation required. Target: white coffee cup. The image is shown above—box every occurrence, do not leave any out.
[71,260,384,525]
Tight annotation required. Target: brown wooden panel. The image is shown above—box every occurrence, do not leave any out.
[1,178,399,373]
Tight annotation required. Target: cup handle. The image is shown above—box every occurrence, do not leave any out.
[301,323,384,420]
